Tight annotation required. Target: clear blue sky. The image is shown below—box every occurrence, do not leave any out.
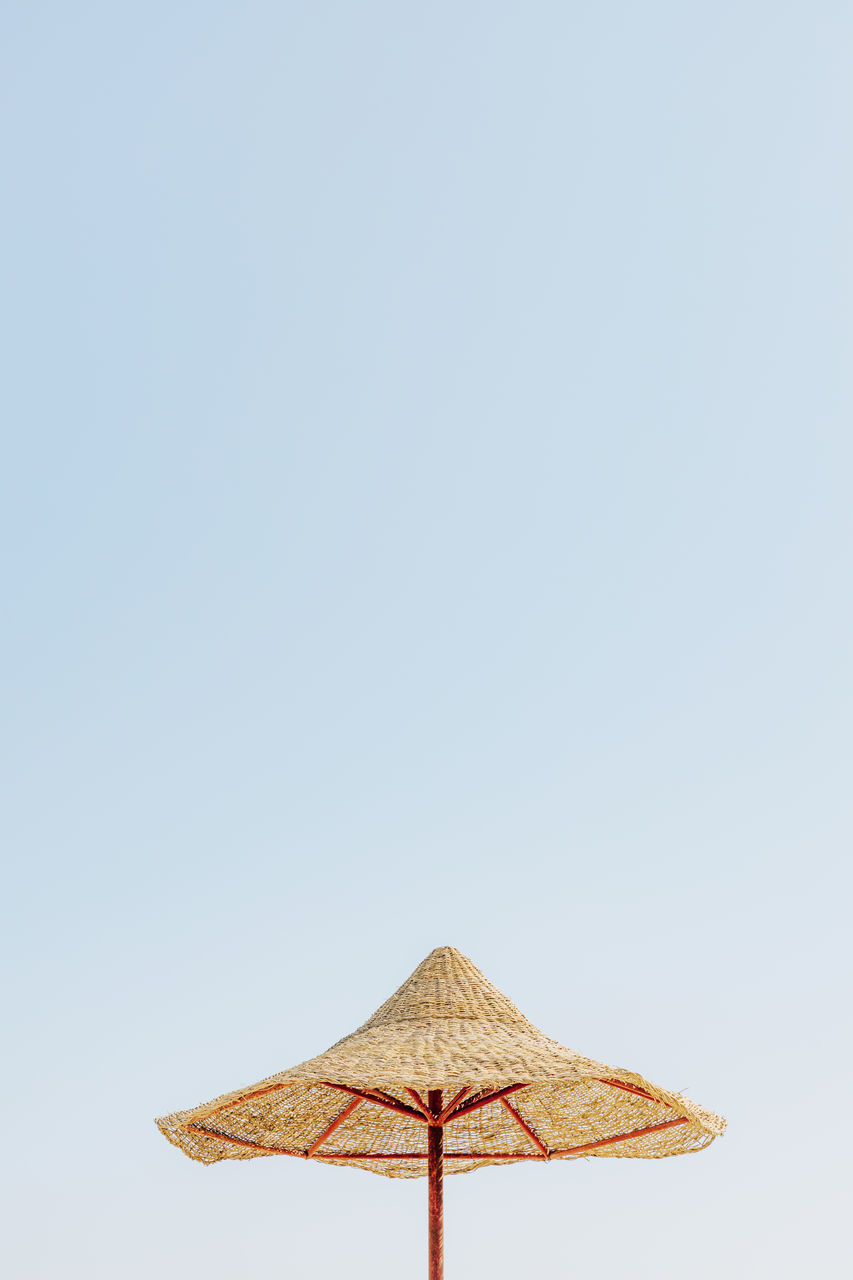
[2,3,850,1276]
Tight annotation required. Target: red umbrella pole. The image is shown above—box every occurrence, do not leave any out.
[428,1090,443,1280]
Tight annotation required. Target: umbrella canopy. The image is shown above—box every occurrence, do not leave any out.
[157,946,725,1275]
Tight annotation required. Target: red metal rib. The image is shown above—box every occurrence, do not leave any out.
[313,1151,544,1161]
[436,1088,470,1125]
[306,1098,362,1157]
[323,1116,688,1162]
[192,1081,288,1119]
[405,1087,434,1120]
[323,1082,427,1122]
[596,1077,668,1105]
[187,1123,305,1157]
[188,1102,689,1164]
[500,1096,549,1157]
[189,1116,686,1163]
[444,1083,527,1122]
[369,1087,424,1116]
[551,1116,688,1157]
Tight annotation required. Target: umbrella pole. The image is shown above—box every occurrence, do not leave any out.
[428,1090,443,1280]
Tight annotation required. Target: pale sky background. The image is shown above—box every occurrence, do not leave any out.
[2,3,851,1277]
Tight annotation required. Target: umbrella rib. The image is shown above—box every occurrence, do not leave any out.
[314,1151,545,1161]
[186,1123,304,1157]
[444,1083,527,1122]
[405,1087,434,1120]
[436,1087,470,1124]
[551,1116,689,1157]
[184,1118,688,1163]
[306,1097,362,1157]
[363,1087,429,1122]
[183,1138,541,1163]
[596,1077,669,1106]
[192,1081,288,1119]
[500,1096,550,1157]
[323,1082,428,1122]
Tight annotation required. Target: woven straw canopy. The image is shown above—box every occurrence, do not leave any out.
[157,946,725,1179]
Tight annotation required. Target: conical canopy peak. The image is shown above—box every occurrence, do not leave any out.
[358,946,533,1029]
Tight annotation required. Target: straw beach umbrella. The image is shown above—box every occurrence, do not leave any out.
[157,946,725,1277]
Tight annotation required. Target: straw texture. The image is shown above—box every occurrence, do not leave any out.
[156,946,725,1178]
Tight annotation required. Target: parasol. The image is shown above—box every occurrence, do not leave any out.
[157,946,725,1276]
